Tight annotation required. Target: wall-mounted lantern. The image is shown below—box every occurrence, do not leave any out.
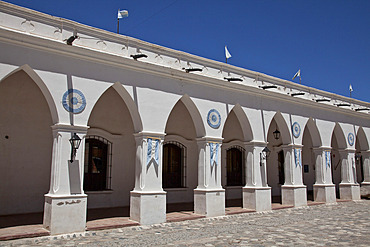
[355,153,362,161]
[273,129,281,140]
[260,147,271,166]
[69,133,81,162]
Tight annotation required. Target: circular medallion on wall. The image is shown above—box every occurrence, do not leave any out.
[292,122,301,138]
[347,133,354,146]
[62,89,86,114]
[207,109,221,129]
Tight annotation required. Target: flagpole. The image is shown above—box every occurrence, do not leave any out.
[292,69,301,84]
[225,46,231,64]
[117,9,120,34]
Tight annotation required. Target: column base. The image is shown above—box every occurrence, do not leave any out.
[339,183,361,200]
[281,185,307,207]
[194,188,225,217]
[130,191,166,225]
[43,194,87,235]
[313,184,336,203]
[242,186,271,211]
[360,182,370,198]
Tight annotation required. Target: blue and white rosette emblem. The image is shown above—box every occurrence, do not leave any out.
[292,122,301,138]
[347,133,354,146]
[62,89,86,114]
[207,109,221,129]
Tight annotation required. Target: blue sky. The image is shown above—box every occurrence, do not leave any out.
[3,0,370,102]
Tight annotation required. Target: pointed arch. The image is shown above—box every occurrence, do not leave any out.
[268,111,292,145]
[332,123,347,149]
[0,64,53,215]
[303,118,322,147]
[356,127,369,151]
[108,82,143,132]
[226,104,253,142]
[175,94,206,138]
[85,82,137,206]
[0,64,58,124]
[163,94,204,206]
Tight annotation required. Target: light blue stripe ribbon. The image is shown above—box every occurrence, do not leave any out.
[147,138,152,166]
[210,143,219,167]
[147,138,160,166]
[294,148,301,167]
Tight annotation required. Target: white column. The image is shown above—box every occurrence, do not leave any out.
[338,149,361,200]
[130,132,166,225]
[43,124,88,235]
[281,144,307,207]
[312,147,336,203]
[360,150,370,196]
[194,137,225,217]
[242,142,271,211]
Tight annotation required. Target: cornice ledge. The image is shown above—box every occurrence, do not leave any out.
[0,27,369,120]
[1,1,369,109]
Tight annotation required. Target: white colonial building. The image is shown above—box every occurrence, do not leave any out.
[0,2,369,235]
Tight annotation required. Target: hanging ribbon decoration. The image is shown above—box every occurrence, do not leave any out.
[294,148,302,167]
[210,143,219,167]
[147,138,160,167]
[325,151,331,168]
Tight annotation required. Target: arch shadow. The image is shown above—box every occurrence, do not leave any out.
[165,94,206,138]
[0,64,59,124]
[267,111,292,145]
[356,127,369,151]
[303,118,322,148]
[223,104,253,142]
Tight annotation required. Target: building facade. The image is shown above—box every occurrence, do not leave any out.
[0,2,369,235]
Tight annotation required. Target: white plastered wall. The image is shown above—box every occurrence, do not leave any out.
[330,124,347,192]
[84,86,136,209]
[221,109,245,200]
[302,125,315,192]
[355,127,370,183]
[163,98,199,204]
[0,26,370,216]
[0,70,53,214]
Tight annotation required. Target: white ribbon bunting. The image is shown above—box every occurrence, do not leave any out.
[294,148,302,167]
[325,151,331,168]
[147,138,160,167]
[210,143,219,167]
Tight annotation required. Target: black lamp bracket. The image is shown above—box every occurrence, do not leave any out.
[224,77,243,82]
[131,54,148,60]
[183,68,203,73]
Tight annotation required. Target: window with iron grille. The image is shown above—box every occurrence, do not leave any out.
[226,146,245,186]
[162,141,186,188]
[84,136,112,191]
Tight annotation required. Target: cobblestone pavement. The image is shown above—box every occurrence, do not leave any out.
[1,200,369,246]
